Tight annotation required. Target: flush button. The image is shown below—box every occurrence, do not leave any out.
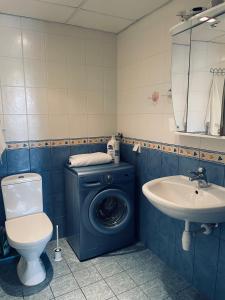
[18,175,24,179]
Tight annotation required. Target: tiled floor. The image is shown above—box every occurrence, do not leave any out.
[0,239,207,300]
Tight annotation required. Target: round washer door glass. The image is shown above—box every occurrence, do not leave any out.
[89,189,132,234]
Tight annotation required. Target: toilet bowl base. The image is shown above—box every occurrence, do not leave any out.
[17,256,46,286]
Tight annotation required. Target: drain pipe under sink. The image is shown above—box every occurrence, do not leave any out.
[182,221,191,251]
[182,221,218,251]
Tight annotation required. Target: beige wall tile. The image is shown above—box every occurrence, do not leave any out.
[0,27,22,58]
[4,114,28,141]
[23,30,45,59]
[0,57,24,86]
[28,114,49,140]
[68,114,88,138]
[2,87,26,114]
[24,58,47,87]
[26,87,48,114]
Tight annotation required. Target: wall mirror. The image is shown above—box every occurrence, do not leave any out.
[171,8,225,137]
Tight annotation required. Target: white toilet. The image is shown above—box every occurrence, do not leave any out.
[1,173,53,286]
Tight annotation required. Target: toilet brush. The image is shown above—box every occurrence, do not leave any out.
[54,225,62,262]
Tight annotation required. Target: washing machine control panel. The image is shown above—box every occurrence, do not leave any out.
[104,174,113,185]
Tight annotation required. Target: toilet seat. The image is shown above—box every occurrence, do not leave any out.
[5,212,53,249]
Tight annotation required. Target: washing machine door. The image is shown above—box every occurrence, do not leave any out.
[89,189,132,235]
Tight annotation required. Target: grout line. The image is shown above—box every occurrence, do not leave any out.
[20,19,33,173]
[20,21,29,143]
[75,8,134,22]
[117,0,173,35]
[60,240,115,299]
[65,0,89,24]
[212,237,221,300]
[102,277,117,299]
[48,283,54,300]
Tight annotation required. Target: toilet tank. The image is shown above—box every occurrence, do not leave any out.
[1,173,43,220]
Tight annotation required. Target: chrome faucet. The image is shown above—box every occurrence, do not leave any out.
[189,167,209,188]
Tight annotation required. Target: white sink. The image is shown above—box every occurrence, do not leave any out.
[142,175,225,223]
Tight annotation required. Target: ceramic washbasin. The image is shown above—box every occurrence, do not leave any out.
[142,175,225,223]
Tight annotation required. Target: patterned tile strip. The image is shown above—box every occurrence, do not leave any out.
[179,147,199,159]
[123,137,225,164]
[6,137,109,150]
[6,136,225,165]
[200,150,225,164]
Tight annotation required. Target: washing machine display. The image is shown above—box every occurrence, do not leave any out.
[65,162,135,261]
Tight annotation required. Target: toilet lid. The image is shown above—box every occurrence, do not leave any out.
[5,213,53,246]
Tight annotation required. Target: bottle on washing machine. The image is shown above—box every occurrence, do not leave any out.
[107,135,120,164]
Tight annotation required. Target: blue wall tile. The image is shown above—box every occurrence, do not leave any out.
[52,193,66,218]
[178,156,199,177]
[53,216,66,239]
[147,149,162,179]
[158,233,175,268]
[219,223,225,241]
[120,143,127,162]
[136,148,151,185]
[30,147,51,171]
[88,143,107,153]
[0,151,7,178]
[158,213,176,240]
[138,194,151,243]
[70,144,90,155]
[161,153,179,177]
[7,148,30,174]
[40,171,52,196]
[214,240,225,300]
[199,160,225,186]
[172,222,195,283]
[121,144,136,165]
[43,195,53,220]
[51,170,65,194]
[51,146,70,170]
[193,234,219,299]
[142,203,161,255]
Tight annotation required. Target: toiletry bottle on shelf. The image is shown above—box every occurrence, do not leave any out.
[114,136,120,164]
[107,135,116,162]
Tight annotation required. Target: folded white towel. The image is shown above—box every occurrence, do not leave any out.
[68,152,112,167]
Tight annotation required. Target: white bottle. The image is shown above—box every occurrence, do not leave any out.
[114,139,120,164]
[107,135,120,164]
[107,135,116,162]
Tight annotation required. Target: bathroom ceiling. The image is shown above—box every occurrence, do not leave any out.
[0,0,170,33]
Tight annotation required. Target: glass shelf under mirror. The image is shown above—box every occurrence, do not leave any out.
[175,131,225,139]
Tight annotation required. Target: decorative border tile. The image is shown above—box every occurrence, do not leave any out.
[6,136,225,165]
[7,142,29,150]
[122,137,225,165]
[6,136,110,150]
[161,144,178,154]
[123,138,134,145]
[140,140,150,148]
[149,142,162,151]
[50,139,70,147]
[29,140,51,148]
[70,138,88,145]
[179,147,199,159]
[88,137,110,144]
[200,150,225,164]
